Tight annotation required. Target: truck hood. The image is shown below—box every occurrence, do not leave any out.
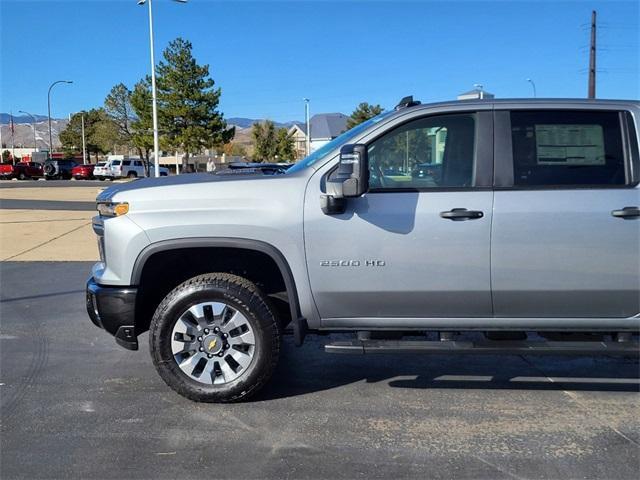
[96,172,287,203]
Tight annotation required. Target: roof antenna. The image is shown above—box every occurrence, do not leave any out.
[395,95,421,110]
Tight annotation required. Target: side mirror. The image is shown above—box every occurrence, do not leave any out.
[321,144,369,215]
[335,144,369,197]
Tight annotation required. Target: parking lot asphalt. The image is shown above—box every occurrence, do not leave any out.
[1,261,639,479]
[0,199,95,211]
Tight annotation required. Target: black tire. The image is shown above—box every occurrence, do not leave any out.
[127,172,137,178]
[149,273,281,403]
[18,172,26,180]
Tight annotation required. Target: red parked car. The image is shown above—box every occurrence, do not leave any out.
[0,162,44,180]
[71,164,95,180]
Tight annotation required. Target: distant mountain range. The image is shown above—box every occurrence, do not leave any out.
[0,118,68,150]
[1,113,302,129]
[227,118,303,130]
[0,113,301,151]
[0,113,51,124]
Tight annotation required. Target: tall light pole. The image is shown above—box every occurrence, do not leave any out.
[81,113,87,164]
[303,98,310,156]
[48,80,73,158]
[69,111,88,164]
[526,78,537,98]
[19,110,38,152]
[138,0,187,177]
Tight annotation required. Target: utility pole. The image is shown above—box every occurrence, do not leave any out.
[10,111,15,163]
[588,10,596,99]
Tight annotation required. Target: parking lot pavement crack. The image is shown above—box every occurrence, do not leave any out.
[519,355,640,448]
[1,220,91,261]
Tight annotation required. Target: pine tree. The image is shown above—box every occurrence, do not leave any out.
[347,102,384,129]
[104,83,145,160]
[252,120,277,162]
[156,38,234,170]
[275,128,295,162]
[59,109,112,161]
[130,78,154,174]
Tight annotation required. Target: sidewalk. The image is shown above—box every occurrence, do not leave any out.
[0,187,101,261]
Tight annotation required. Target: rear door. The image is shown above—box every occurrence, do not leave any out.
[304,110,495,321]
[492,107,640,318]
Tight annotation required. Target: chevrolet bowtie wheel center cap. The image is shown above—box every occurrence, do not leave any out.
[203,334,224,355]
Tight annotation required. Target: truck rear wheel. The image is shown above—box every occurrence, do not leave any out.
[149,273,281,403]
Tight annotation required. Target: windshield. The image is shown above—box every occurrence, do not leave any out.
[111,160,121,166]
[286,111,393,174]
[96,162,106,167]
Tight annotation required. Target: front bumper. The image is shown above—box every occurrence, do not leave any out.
[86,277,139,350]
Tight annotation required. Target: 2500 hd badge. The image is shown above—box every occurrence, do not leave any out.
[320,260,386,267]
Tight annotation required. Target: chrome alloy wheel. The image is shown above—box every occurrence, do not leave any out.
[171,302,256,385]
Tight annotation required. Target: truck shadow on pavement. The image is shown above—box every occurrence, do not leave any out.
[256,337,640,400]
[0,289,85,303]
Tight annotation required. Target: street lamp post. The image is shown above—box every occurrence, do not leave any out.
[69,111,88,164]
[526,78,537,98]
[138,0,187,178]
[47,80,73,158]
[18,110,38,152]
[81,113,87,164]
[303,98,310,156]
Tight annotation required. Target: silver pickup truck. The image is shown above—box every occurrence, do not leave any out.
[86,98,639,402]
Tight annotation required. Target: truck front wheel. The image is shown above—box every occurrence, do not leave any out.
[149,273,281,403]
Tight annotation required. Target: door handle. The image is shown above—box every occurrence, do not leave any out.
[440,208,484,221]
[611,206,640,219]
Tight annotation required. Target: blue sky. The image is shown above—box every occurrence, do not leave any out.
[1,0,638,123]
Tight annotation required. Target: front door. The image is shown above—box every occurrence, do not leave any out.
[491,108,640,318]
[304,111,495,321]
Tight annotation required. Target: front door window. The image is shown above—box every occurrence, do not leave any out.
[368,113,476,190]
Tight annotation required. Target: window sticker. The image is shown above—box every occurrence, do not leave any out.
[535,124,605,165]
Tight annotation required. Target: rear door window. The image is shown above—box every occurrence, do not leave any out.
[510,110,626,186]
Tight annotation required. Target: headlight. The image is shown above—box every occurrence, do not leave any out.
[97,201,129,217]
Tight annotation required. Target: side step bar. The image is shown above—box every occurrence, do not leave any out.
[325,339,640,356]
